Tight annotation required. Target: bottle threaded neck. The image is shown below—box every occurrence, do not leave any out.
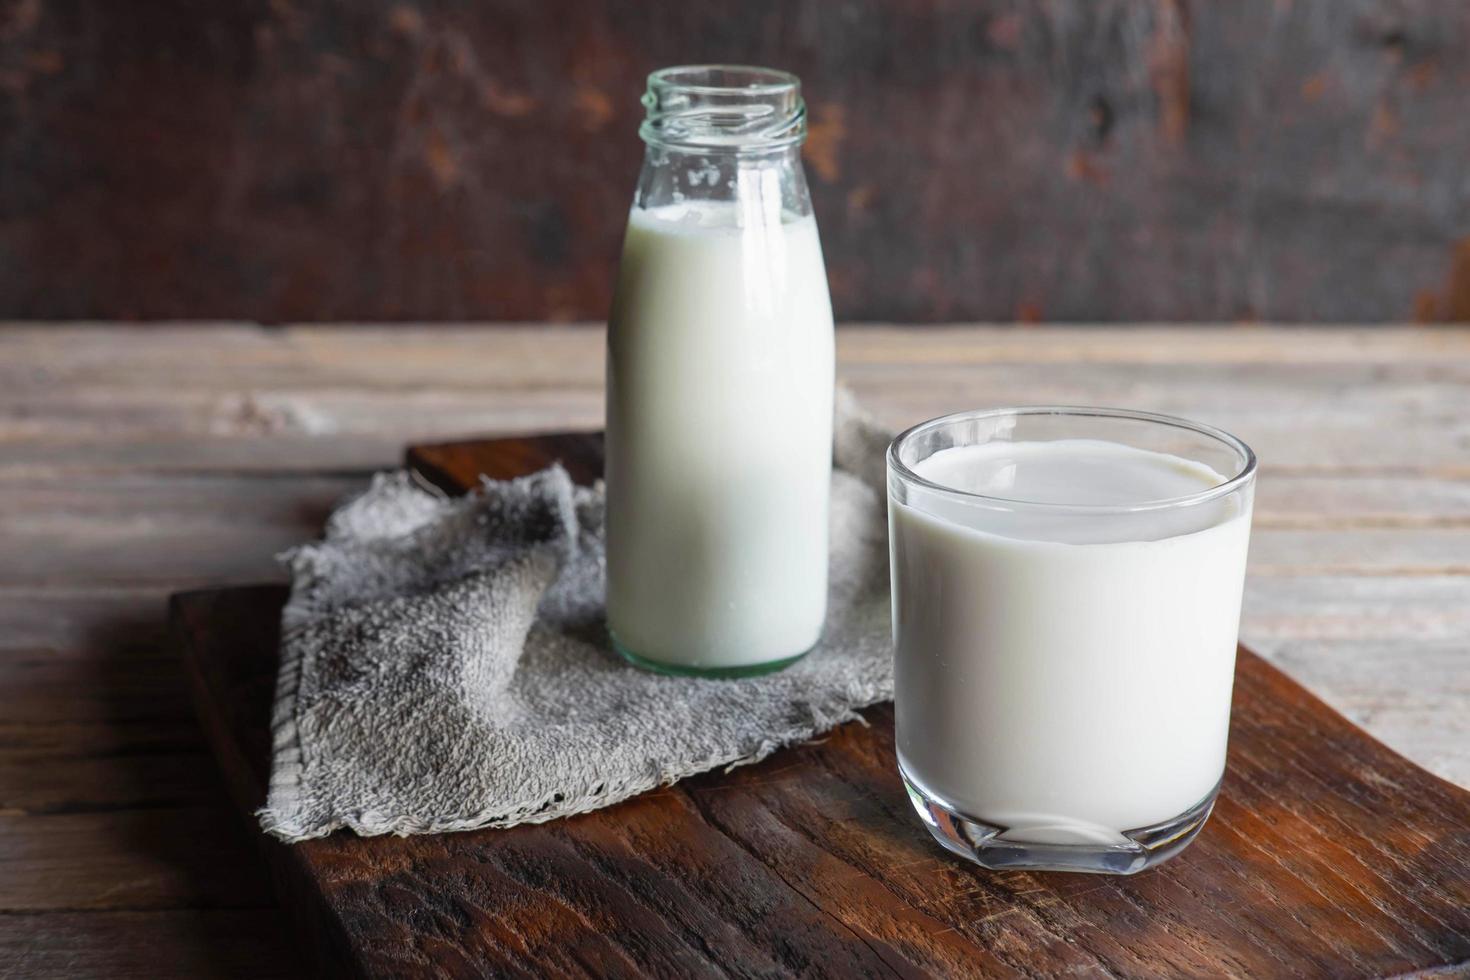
[639,65,806,151]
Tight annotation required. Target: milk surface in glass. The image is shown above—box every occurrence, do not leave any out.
[890,435,1253,848]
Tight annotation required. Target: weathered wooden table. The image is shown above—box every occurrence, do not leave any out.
[3,324,1467,977]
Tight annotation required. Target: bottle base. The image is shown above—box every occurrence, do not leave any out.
[610,633,812,678]
[900,763,1220,875]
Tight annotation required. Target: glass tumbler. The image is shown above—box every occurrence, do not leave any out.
[887,407,1257,874]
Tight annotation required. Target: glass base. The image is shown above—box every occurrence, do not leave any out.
[900,763,1220,875]
[610,633,812,678]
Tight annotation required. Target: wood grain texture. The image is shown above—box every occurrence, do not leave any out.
[0,910,301,980]
[4,3,1470,322]
[172,431,1470,978]
[5,322,1468,977]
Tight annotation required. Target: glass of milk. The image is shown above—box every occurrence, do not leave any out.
[887,408,1257,874]
[605,66,835,676]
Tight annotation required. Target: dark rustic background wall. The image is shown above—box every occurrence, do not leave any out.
[3,0,1469,323]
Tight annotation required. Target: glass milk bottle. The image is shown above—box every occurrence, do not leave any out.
[605,65,835,677]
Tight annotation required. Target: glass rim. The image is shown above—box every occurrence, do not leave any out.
[887,405,1258,515]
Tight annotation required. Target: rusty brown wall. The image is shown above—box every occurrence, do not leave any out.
[3,0,1469,323]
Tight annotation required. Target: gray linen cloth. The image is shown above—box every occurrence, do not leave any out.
[259,391,895,841]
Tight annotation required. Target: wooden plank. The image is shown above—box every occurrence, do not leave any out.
[0,614,211,775]
[1246,528,1470,576]
[10,522,1465,587]
[10,468,1445,534]
[0,474,364,517]
[0,474,360,587]
[0,750,227,817]
[1260,640,1470,791]
[836,370,1470,429]
[836,325,1470,365]
[0,388,608,442]
[9,329,1470,401]
[0,528,300,588]
[0,808,274,910]
[0,910,303,980]
[12,374,1470,448]
[0,708,206,769]
[1242,576,1470,644]
[1,645,195,727]
[4,326,1470,389]
[171,432,1470,977]
[2,427,1459,480]
[6,471,1470,528]
[6,326,1470,480]
[0,589,168,653]
[8,420,1470,478]
[0,325,607,389]
[1252,476,1470,527]
[0,436,411,478]
[0,634,231,814]
[0,638,277,911]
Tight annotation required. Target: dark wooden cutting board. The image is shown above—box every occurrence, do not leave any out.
[172,432,1470,979]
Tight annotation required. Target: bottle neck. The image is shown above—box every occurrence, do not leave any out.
[633,142,812,221]
[632,66,812,222]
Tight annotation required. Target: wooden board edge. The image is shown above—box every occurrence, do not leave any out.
[406,431,604,493]
[1232,642,1470,809]
[171,589,366,978]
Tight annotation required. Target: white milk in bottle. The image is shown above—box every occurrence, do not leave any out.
[605,67,835,675]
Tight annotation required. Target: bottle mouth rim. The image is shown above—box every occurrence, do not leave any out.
[647,64,800,95]
[641,64,806,151]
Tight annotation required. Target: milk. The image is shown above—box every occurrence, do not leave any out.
[890,439,1252,844]
[606,203,835,670]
